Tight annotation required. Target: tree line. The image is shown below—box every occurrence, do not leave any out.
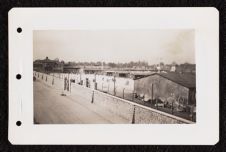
[64,61,194,68]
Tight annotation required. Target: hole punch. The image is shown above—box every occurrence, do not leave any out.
[16,121,22,126]
[16,74,21,80]
[17,27,22,33]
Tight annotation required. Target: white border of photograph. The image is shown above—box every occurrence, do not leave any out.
[8,8,219,145]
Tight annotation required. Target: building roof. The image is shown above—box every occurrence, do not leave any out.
[135,72,196,89]
[34,57,60,64]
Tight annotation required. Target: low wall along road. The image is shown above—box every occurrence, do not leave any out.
[33,71,194,124]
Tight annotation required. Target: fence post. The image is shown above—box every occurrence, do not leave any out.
[67,79,69,91]
[171,102,174,114]
[131,105,136,124]
[113,75,116,96]
[123,88,125,99]
[132,91,134,101]
[91,90,94,103]
[69,80,71,92]
[95,82,97,90]
[67,73,70,91]
[190,105,194,121]
[156,98,158,110]
[151,83,153,105]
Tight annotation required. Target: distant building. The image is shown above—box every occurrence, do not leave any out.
[63,64,81,73]
[83,66,104,74]
[163,63,196,73]
[176,63,196,73]
[33,57,64,73]
[105,71,130,78]
[134,72,196,107]
[156,64,161,73]
[131,73,154,80]
[170,65,176,72]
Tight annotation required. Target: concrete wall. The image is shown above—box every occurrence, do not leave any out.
[134,106,185,124]
[34,72,65,93]
[134,74,189,105]
[51,73,135,96]
[93,91,134,122]
[93,91,192,124]
[34,71,193,124]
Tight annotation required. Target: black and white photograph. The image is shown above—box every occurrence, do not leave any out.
[8,8,219,145]
[33,29,196,124]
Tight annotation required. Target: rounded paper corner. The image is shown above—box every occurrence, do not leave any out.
[209,7,219,17]
[8,136,17,145]
[212,135,219,146]
[8,127,21,145]
[8,8,18,17]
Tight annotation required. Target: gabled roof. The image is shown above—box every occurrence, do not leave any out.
[134,72,196,89]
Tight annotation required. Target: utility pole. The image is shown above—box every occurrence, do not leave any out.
[123,88,125,99]
[171,102,174,114]
[151,83,153,105]
[80,73,82,84]
[171,93,174,114]
[156,98,158,110]
[52,73,54,85]
[113,75,116,96]
[91,90,94,103]
[94,73,97,90]
[131,105,136,124]
[67,73,69,91]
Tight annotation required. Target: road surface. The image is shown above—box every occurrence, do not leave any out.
[34,79,128,124]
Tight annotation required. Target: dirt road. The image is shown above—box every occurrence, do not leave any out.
[34,79,127,124]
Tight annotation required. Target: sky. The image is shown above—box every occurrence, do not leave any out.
[33,29,195,65]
